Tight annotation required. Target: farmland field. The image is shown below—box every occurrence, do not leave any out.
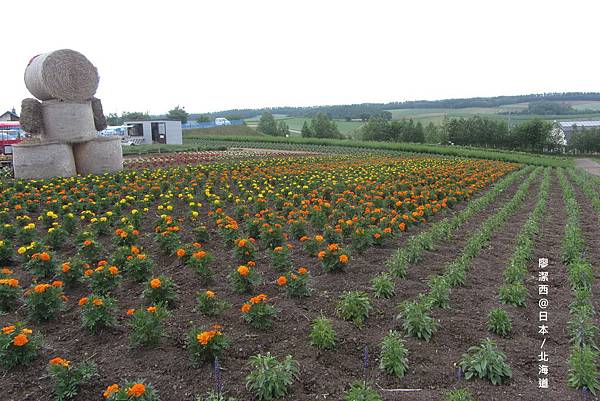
[1,148,599,401]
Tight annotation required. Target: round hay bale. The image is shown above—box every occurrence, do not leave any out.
[73,136,123,175]
[91,97,108,131]
[41,99,97,143]
[24,49,99,101]
[12,142,76,179]
[20,98,43,134]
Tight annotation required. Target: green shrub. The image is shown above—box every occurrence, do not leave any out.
[567,345,600,395]
[309,315,336,350]
[397,299,438,341]
[79,295,116,332]
[426,276,451,308]
[445,388,473,401]
[229,264,262,294]
[48,357,96,401]
[188,325,229,367]
[25,281,65,321]
[498,282,527,306]
[487,308,512,337]
[458,338,512,385]
[336,291,372,326]
[371,273,395,299]
[142,276,177,308]
[128,305,169,347]
[196,289,229,317]
[344,381,381,401]
[0,323,42,368]
[378,330,409,378]
[245,353,299,400]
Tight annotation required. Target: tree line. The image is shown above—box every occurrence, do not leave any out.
[361,115,569,152]
[192,92,600,120]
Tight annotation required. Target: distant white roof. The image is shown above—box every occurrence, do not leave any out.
[558,120,600,128]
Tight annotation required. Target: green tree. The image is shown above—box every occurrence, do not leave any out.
[512,118,552,151]
[167,106,189,124]
[301,121,313,137]
[362,116,390,141]
[310,113,342,139]
[277,120,290,137]
[121,111,150,122]
[106,113,121,126]
[196,115,210,123]
[257,112,279,136]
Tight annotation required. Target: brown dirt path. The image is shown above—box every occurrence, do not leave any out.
[575,158,600,177]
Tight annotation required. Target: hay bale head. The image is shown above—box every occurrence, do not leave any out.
[41,99,97,143]
[20,98,43,134]
[24,49,99,101]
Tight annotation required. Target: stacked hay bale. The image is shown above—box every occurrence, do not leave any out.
[13,49,123,179]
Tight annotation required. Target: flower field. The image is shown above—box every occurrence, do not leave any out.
[1,153,600,401]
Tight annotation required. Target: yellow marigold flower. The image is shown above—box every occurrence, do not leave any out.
[92,298,104,306]
[205,290,215,298]
[17,246,27,254]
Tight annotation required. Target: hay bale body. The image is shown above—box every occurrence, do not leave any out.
[20,98,43,134]
[12,142,76,179]
[73,136,123,175]
[91,98,107,131]
[24,49,99,101]
[41,100,97,142]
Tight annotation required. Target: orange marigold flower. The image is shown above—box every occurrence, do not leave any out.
[103,384,120,398]
[108,266,119,275]
[274,246,283,253]
[247,260,256,267]
[147,306,157,313]
[327,243,339,252]
[176,248,186,257]
[137,254,146,260]
[131,246,140,255]
[98,260,108,266]
[150,278,161,289]
[52,280,63,287]
[127,383,146,398]
[238,239,247,247]
[237,265,249,277]
[38,252,51,262]
[83,240,93,246]
[1,268,12,274]
[399,222,406,231]
[339,254,349,264]
[49,357,70,367]
[205,290,215,298]
[277,276,287,286]
[317,251,326,259]
[78,297,88,306]
[92,298,104,306]
[315,235,324,242]
[241,303,251,313]
[2,325,15,334]
[127,308,136,315]
[33,283,51,293]
[12,333,29,347]
[298,267,308,275]
[84,269,94,277]
[193,250,206,259]
[61,263,71,273]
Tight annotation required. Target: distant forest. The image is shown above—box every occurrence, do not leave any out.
[192,92,600,121]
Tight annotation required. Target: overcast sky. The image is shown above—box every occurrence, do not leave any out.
[2,0,597,115]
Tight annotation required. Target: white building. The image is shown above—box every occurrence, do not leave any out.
[123,120,183,145]
[554,120,600,145]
